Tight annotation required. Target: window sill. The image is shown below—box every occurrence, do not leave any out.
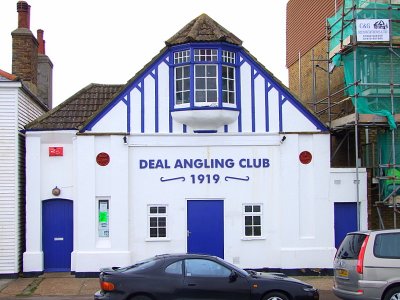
[241,236,266,241]
[145,238,171,242]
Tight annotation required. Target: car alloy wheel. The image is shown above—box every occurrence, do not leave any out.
[263,292,289,300]
[384,287,400,300]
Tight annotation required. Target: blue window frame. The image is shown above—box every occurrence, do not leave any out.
[172,47,237,109]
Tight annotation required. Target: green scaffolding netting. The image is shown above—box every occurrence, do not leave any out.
[378,129,400,196]
[328,0,400,129]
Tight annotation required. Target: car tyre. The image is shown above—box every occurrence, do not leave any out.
[384,286,400,300]
[263,291,289,300]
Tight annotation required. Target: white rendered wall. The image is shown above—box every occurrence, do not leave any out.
[24,131,75,272]
[330,168,368,230]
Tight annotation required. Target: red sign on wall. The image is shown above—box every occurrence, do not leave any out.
[49,147,63,156]
[96,152,110,166]
[299,151,312,164]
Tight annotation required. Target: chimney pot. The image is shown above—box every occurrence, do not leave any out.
[37,29,45,54]
[17,1,30,29]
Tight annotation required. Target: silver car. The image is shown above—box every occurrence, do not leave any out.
[333,229,400,300]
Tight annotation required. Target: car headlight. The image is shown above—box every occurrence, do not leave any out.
[303,286,317,292]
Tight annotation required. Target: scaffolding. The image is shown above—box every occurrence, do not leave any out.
[312,0,400,229]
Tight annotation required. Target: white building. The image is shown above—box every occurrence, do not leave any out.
[24,14,367,276]
[0,1,51,277]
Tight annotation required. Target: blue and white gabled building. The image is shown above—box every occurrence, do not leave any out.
[24,14,367,275]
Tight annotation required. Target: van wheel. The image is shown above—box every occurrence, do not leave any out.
[384,287,400,300]
[263,292,289,300]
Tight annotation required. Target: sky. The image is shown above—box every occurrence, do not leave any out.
[0,0,288,107]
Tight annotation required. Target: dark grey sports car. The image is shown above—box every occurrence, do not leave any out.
[94,253,319,300]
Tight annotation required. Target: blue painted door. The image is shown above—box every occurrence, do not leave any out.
[187,200,224,258]
[42,199,73,271]
[334,202,357,249]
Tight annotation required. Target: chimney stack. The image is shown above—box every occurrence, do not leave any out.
[12,1,53,108]
[17,1,30,29]
[37,29,53,108]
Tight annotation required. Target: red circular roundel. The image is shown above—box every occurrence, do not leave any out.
[96,152,110,166]
[299,151,312,164]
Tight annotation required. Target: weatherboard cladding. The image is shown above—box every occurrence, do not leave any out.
[26,14,326,133]
[286,0,343,68]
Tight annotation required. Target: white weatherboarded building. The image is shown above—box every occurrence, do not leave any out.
[24,14,367,276]
[0,0,51,277]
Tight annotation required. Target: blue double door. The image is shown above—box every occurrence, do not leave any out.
[187,200,224,258]
[42,199,73,272]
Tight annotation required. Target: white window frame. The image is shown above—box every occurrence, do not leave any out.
[148,205,168,239]
[175,66,191,107]
[174,50,191,64]
[222,65,236,105]
[243,204,263,239]
[194,64,218,105]
[194,49,218,62]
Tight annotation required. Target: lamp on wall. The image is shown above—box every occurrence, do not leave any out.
[123,135,128,145]
[280,135,286,144]
[52,186,61,196]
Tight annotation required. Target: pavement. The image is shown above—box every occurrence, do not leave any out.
[0,273,334,298]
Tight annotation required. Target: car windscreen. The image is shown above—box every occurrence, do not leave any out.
[336,233,367,259]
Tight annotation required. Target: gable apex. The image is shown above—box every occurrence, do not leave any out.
[166,13,242,46]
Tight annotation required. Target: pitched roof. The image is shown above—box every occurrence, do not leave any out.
[166,13,242,46]
[26,83,124,130]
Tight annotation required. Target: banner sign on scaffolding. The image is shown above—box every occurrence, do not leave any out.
[356,19,390,42]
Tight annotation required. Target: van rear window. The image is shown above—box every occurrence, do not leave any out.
[374,233,400,258]
[336,234,367,259]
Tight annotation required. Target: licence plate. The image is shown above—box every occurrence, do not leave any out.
[337,269,349,278]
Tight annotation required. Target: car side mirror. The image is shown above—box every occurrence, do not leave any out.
[229,270,238,282]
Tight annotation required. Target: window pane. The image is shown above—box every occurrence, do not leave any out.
[184,79,190,91]
[207,78,217,89]
[253,205,261,213]
[158,206,166,214]
[196,91,206,102]
[223,91,228,103]
[176,80,183,91]
[150,217,157,227]
[158,217,166,227]
[176,68,182,79]
[229,80,235,90]
[207,91,217,102]
[185,259,230,277]
[245,216,252,225]
[183,92,190,103]
[150,207,157,214]
[183,66,190,78]
[244,206,252,213]
[207,65,216,76]
[253,216,261,225]
[196,65,205,77]
[196,78,205,89]
[150,228,157,237]
[254,226,262,236]
[245,227,252,236]
[229,92,235,103]
[165,261,183,275]
[158,228,166,237]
